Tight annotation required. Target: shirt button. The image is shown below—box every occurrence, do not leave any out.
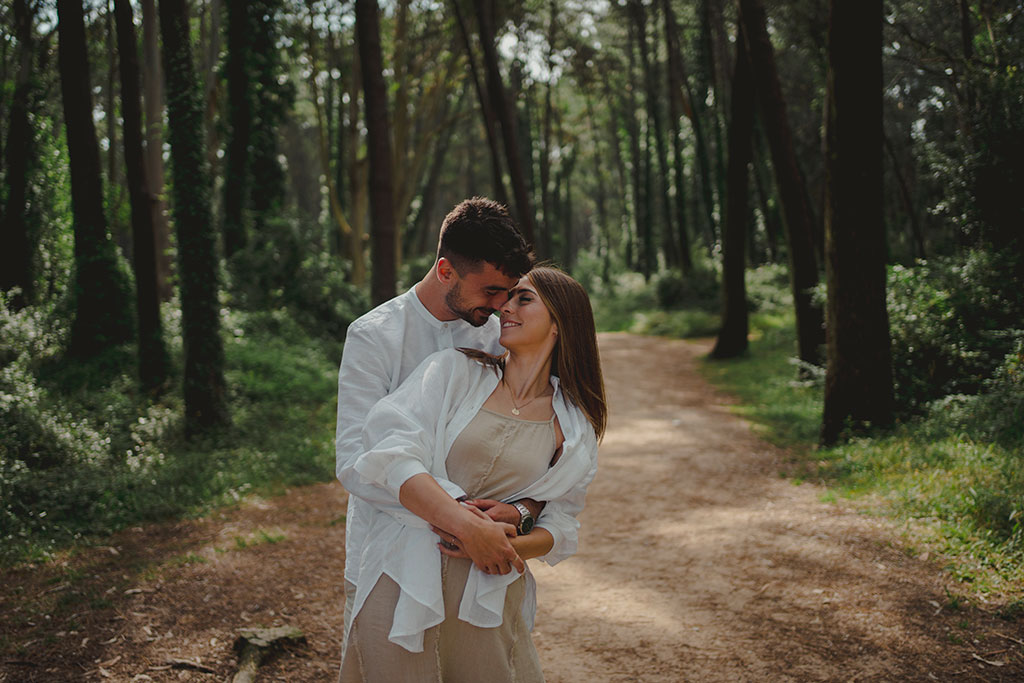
[443,323,449,329]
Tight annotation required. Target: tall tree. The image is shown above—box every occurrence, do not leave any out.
[628,0,679,269]
[160,0,229,434]
[451,0,509,209]
[221,0,254,259]
[711,20,755,360]
[665,0,715,253]
[355,0,398,305]
[473,0,537,246]
[247,0,291,232]
[739,0,824,366]
[821,0,893,445]
[1,0,37,309]
[57,0,134,358]
[113,0,169,390]
[140,0,172,301]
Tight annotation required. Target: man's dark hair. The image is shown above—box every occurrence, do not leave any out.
[437,197,534,277]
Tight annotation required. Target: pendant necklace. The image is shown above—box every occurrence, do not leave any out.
[505,379,545,416]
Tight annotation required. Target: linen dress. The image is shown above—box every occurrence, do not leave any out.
[339,407,556,682]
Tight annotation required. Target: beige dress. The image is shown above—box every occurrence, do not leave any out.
[340,408,556,683]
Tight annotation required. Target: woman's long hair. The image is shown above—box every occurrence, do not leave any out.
[461,266,607,440]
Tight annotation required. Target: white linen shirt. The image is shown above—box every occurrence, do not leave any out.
[342,349,599,653]
[335,286,504,588]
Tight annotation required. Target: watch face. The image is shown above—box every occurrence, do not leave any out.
[520,515,534,534]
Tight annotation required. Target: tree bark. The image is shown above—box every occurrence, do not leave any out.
[355,0,398,305]
[1,0,36,308]
[739,0,824,366]
[661,0,695,273]
[711,21,755,360]
[160,0,229,435]
[201,0,222,181]
[629,0,678,270]
[222,0,253,258]
[140,0,172,300]
[346,43,367,286]
[58,0,134,358]
[114,0,169,390]
[821,0,894,445]
[473,0,536,246]
[451,0,509,210]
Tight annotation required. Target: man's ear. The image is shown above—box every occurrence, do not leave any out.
[436,257,456,284]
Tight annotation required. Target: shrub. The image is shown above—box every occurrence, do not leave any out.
[654,268,719,311]
[227,214,367,341]
[887,250,1024,413]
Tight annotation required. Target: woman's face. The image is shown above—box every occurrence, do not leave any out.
[499,275,556,350]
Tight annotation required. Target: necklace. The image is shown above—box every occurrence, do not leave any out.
[504,379,546,416]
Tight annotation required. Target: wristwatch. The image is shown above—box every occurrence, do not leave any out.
[512,501,534,535]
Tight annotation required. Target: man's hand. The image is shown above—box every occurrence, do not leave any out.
[465,497,546,526]
[463,498,521,525]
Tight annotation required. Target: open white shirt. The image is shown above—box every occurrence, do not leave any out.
[335,287,504,589]
[341,349,599,652]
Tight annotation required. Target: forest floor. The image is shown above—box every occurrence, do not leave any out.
[2,333,1023,682]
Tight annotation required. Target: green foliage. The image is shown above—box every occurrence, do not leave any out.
[590,264,794,338]
[227,214,368,342]
[588,271,659,332]
[653,268,719,311]
[887,250,1024,413]
[0,296,341,564]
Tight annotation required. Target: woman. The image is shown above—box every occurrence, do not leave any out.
[338,267,606,682]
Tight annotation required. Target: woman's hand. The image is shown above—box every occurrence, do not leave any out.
[432,506,525,575]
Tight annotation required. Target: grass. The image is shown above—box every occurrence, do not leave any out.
[696,318,1024,600]
[1,308,340,565]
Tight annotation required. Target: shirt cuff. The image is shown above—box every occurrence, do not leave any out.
[383,459,431,497]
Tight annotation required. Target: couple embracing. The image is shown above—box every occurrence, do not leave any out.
[335,197,606,682]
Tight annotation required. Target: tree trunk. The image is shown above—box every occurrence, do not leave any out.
[160,0,229,435]
[711,21,755,360]
[662,0,695,273]
[821,0,893,445]
[538,0,556,260]
[451,0,509,210]
[666,0,715,253]
[346,43,367,286]
[114,0,170,391]
[355,0,398,305]
[473,0,536,246]
[629,0,678,270]
[140,0,172,301]
[58,0,134,359]
[1,0,36,308]
[201,0,222,182]
[739,0,824,366]
[222,0,253,259]
[623,13,650,278]
[105,1,120,220]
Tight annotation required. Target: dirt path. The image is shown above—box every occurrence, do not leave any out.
[3,333,1022,682]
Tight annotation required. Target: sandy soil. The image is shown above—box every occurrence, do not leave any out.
[2,332,1022,682]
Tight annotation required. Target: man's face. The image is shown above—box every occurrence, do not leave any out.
[444,261,519,327]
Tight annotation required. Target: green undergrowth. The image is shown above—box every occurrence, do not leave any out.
[1,305,340,565]
[699,321,1024,600]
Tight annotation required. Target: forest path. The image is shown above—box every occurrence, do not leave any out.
[3,333,1022,682]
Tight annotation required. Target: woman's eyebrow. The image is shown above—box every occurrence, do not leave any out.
[510,286,538,296]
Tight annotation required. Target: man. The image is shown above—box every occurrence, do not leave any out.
[335,198,543,639]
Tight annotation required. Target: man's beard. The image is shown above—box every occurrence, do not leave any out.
[445,281,492,327]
